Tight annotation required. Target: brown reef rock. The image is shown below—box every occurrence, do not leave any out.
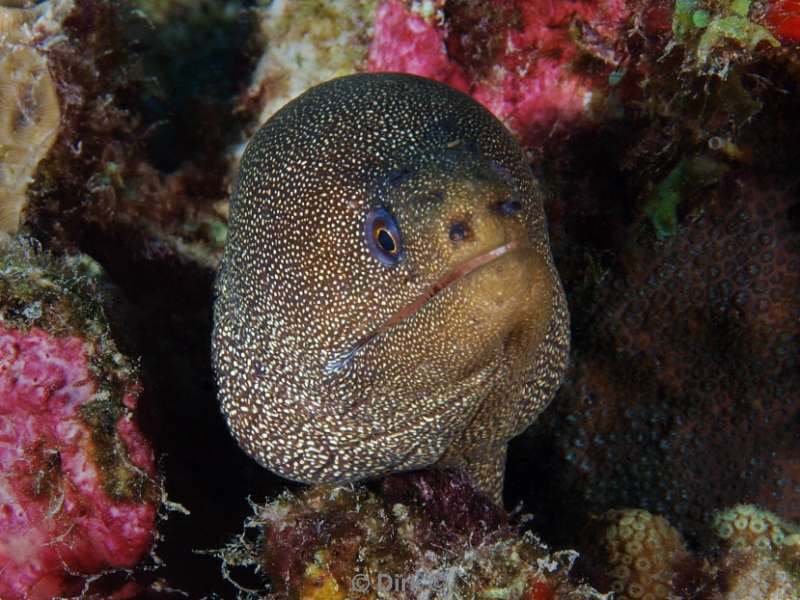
[521,170,800,541]
[217,470,608,600]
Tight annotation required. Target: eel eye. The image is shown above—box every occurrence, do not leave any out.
[365,206,404,266]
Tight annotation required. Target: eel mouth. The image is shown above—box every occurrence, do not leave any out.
[378,239,521,333]
[324,240,521,374]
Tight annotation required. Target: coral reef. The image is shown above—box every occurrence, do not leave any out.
[0,1,268,595]
[587,508,693,599]
[715,550,799,599]
[9,0,235,270]
[518,170,800,541]
[502,0,800,551]
[366,0,465,89]
[710,505,800,599]
[671,0,780,75]
[238,0,643,150]
[242,0,378,130]
[220,486,800,599]
[0,0,69,233]
[712,504,800,569]
[578,506,800,599]
[0,237,159,599]
[0,0,795,595]
[366,0,633,146]
[7,0,151,247]
[220,470,607,599]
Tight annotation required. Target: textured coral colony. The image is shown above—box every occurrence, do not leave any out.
[0,0,798,598]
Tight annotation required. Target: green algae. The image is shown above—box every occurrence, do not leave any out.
[181,216,228,248]
[644,156,728,239]
[645,161,688,239]
[730,0,752,17]
[692,9,710,28]
[671,0,780,73]
[673,0,699,38]
[79,392,154,503]
[697,14,780,65]
[0,237,105,338]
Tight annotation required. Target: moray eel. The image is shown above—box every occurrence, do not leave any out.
[212,73,569,502]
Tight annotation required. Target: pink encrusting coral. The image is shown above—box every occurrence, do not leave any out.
[367,0,632,144]
[0,324,157,599]
[366,0,468,90]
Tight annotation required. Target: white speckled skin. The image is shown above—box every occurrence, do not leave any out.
[212,73,569,502]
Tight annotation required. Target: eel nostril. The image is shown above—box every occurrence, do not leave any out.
[449,221,469,242]
[499,199,522,216]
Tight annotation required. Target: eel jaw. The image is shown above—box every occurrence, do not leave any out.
[324,240,521,375]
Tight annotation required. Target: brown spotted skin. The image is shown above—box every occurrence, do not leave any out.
[212,73,569,503]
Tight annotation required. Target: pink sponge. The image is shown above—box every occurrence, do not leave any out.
[0,324,157,599]
[367,0,469,90]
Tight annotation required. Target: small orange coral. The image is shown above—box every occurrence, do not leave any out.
[593,508,690,600]
[712,504,799,556]
[583,506,800,598]
[711,503,800,593]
